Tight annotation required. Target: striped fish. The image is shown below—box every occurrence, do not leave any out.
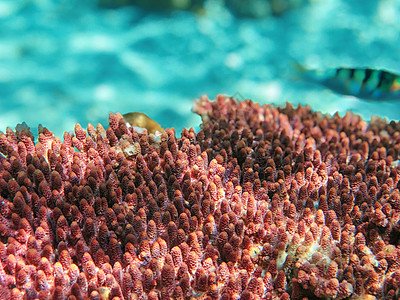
[296,64,400,100]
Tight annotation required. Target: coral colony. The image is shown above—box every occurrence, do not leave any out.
[1,95,400,300]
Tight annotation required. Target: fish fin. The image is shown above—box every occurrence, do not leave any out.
[231,91,245,101]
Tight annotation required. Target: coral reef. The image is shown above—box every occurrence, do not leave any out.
[1,94,400,299]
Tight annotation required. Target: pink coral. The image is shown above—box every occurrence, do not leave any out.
[0,94,400,299]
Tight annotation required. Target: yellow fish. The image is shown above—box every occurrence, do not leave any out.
[123,112,164,134]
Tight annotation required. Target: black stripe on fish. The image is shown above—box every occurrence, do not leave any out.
[349,68,355,79]
[362,69,372,87]
[377,71,396,89]
[377,71,385,89]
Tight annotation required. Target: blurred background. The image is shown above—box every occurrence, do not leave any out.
[1,0,400,138]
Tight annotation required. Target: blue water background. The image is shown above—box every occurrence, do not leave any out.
[1,0,400,138]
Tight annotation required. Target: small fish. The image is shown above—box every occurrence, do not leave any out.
[123,112,164,134]
[294,63,400,100]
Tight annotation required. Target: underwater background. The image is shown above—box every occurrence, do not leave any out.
[1,0,400,138]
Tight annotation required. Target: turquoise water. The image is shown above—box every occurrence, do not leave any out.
[1,0,400,138]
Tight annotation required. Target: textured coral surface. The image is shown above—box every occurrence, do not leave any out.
[0,95,400,299]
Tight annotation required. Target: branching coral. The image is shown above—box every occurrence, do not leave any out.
[0,95,400,299]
